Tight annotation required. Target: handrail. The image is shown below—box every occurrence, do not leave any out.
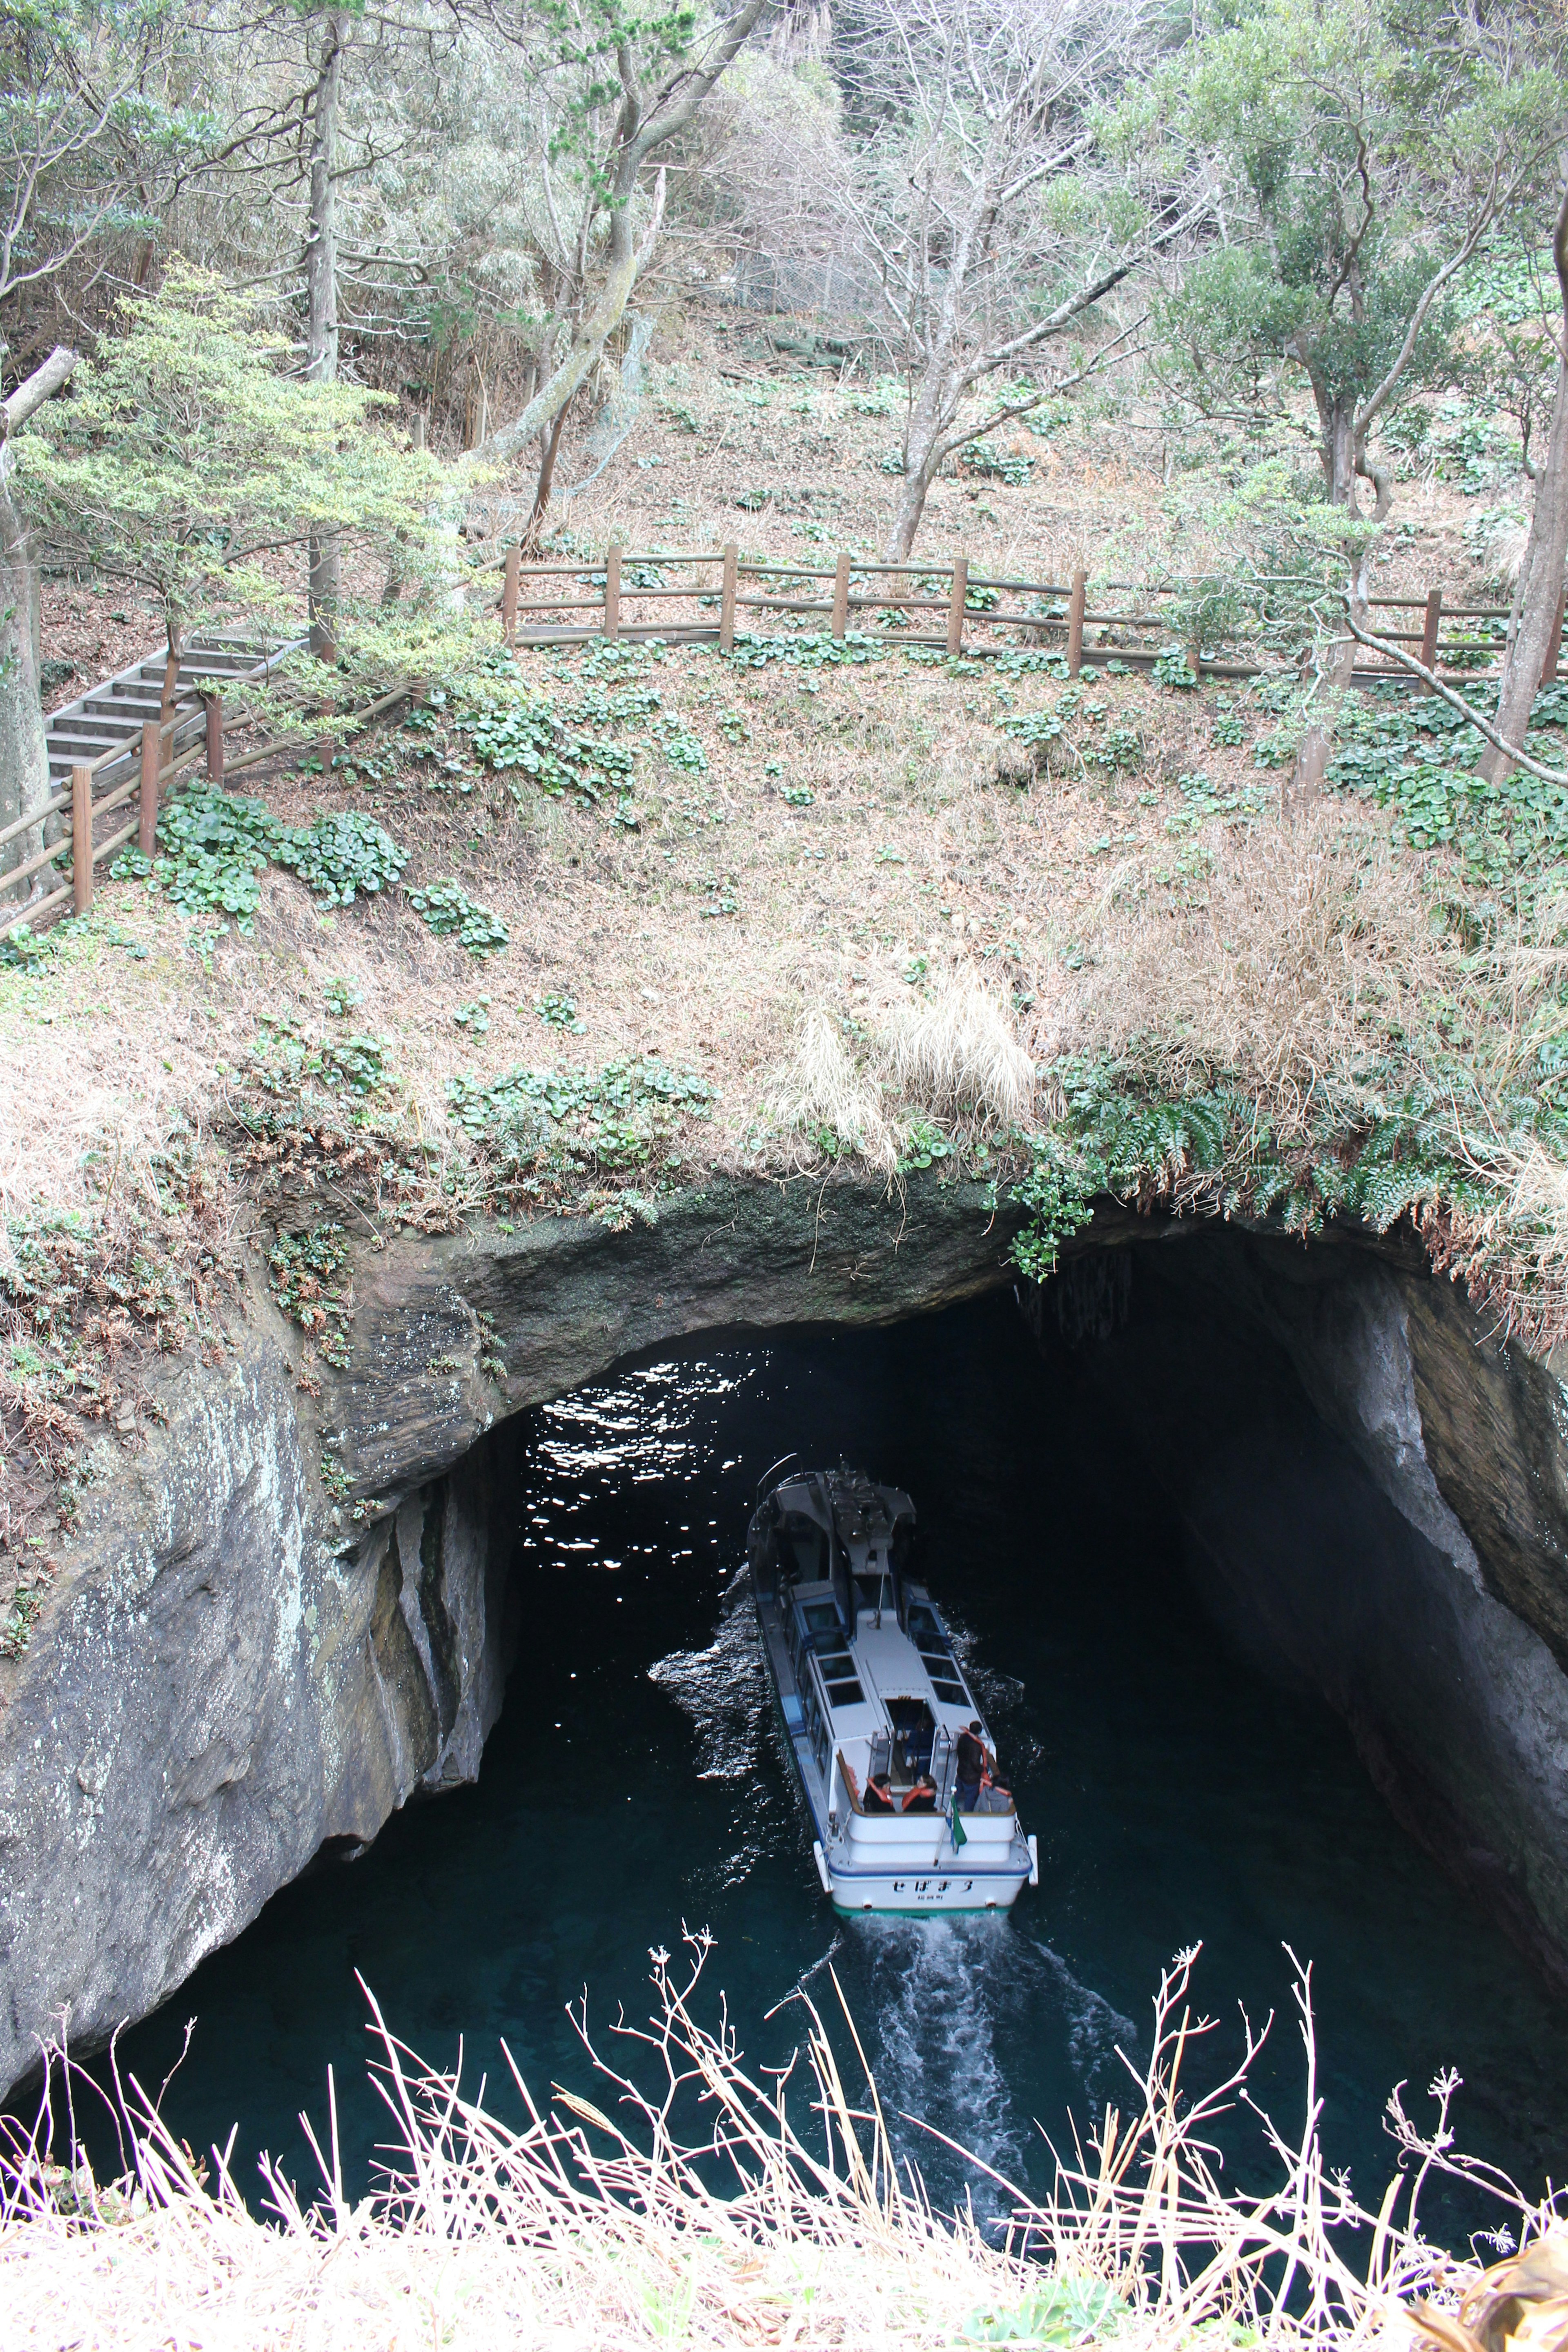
[502,543,1538,682]
[0,668,423,941]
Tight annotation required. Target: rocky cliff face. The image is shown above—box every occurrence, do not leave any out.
[0,1174,1014,2104]
[1042,1227,1568,1992]
[4,1177,1568,2108]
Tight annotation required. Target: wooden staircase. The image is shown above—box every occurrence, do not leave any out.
[45,632,307,793]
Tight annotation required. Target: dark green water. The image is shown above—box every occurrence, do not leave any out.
[86,1294,1568,2238]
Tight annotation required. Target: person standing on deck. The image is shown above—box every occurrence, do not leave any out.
[956,1721,991,1814]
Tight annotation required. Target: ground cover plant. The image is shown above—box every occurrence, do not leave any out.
[3,1935,1565,2351]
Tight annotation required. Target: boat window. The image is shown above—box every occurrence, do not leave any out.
[918,1646,967,1699]
[825,1679,865,1708]
[906,1604,944,1646]
[815,1648,855,1679]
[800,1601,841,1637]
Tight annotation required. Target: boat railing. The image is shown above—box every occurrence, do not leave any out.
[931,1725,956,1811]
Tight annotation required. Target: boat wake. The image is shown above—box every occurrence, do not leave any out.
[647,1598,766,1783]
[835,1920,1140,2221]
[647,1598,786,1893]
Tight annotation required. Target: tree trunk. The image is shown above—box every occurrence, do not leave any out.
[524,401,571,551]
[0,468,52,898]
[880,370,956,561]
[1483,185,1568,786]
[1319,392,1359,509]
[0,347,78,891]
[305,9,343,662]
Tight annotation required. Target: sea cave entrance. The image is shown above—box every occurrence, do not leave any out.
[89,1238,1568,2232]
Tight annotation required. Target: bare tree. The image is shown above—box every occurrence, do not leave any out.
[472,0,772,526]
[831,0,1163,560]
[1483,185,1568,785]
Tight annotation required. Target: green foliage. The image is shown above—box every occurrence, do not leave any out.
[448,670,649,805]
[1145,0,1562,486]
[782,784,815,806]
[247,1015,392,1100]
[274,811,407,908]
[407,879,509,955]
[535,992,586,1030]
[664,731,708,776]
[454,996,491,1033]
[1008,1140,1096,1281]
[154,787,278,923]
[1326,682,1568,863]
[150,787,408,927]
[844,379,902,416]
[1166,770,1270,832]
[729,629,884,671]
[898,1118,953,1173]
[961,2279,1125,2345]
[1152,648,1198,690]
[446,1056,715,1183]
[1211,704,1247,747]
[16,259,451,667]
[960,438,1033,487]
[267,1223,354,1369]
[1084,721,1144,774]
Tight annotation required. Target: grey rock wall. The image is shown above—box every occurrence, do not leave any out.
[6,1169,1568,2109]
[1045,1232,1568,1992]
[0,1174,1014,2104]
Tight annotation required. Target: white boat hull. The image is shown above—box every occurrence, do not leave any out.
[756,1588,1036,1916]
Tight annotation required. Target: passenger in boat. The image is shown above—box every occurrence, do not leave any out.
[955,1721,991,1814]
[863,1773,896,1813]
[902,1773,938,1813]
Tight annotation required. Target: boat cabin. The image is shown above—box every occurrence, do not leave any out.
[750,1466,989,1813]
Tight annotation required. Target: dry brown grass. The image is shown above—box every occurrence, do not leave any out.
[3,1936,1562,2352]
[1046,805,1450,1140]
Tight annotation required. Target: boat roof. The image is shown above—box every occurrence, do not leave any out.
[763,1466,915,1551]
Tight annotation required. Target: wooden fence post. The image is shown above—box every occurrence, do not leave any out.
[1067,568,1087,677]
[1419,587,1442,689]
[205,693,224,782]
[139,722,160,858]
[720,543,737,653]
[604,544,621,642]
[502,545,520,646]
[1544,587,1566,685]
[71,764,93,916]
[947,557,968,656]
[831,552,850,640]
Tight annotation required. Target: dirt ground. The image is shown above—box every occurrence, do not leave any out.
[5,315,1517,1229]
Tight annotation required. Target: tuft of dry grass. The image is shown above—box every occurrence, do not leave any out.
[3,1936,1562,2352]
[769,1001,900,1174]
[883,970,1036,1134]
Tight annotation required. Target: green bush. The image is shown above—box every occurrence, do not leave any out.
[407,879,509,955]
[276,810,406,906]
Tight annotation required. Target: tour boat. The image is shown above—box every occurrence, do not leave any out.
[748,1464,1038,1914]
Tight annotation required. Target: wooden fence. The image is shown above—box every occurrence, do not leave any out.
[492,542,1555,689]
[0,675,416,945]
[4,543,1552,948]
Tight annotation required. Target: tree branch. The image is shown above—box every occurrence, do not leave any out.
[1342,609,1568,783]
[1,347,78,440]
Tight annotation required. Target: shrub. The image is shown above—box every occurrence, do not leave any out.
[407,880,509,955]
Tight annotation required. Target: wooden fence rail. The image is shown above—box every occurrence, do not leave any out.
[487,541,1551,690]
[0,705,210,943]
[3,545,1551,949]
